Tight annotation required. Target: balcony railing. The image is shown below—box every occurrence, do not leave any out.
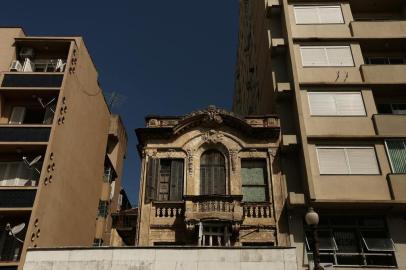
[1,74,64,88]
[360,64,406,84]
[373,114,406,136]
[184,195,243,223]
[350,20,406,38]
[0,126,51,142]
[0,161,40,187]
[150,201,184,226]
[0,189,36,208]
[387,174,406,201]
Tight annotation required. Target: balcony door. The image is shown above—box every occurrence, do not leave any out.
[200,150,226,195]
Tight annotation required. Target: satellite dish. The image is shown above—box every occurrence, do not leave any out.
[29,155,42,167]
[10,223,25,235]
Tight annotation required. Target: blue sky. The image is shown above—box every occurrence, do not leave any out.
[0,1,240,204]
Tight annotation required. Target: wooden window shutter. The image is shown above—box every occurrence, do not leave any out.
[145,158,159,202]
[169,159,184,201]
[200,150,225,195]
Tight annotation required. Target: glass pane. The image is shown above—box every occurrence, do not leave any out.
[388,57,404,64]
[386,140,406,173]
[368,57,388,64]
[319,231,337,251]
[359,217,385,227]
[362,231,394,251]
[376,104,392,114]
[241,160,266,185]
[366,255,396,267]
[242,186,266,202]
[336,254,363,266]
[333,230,359,253]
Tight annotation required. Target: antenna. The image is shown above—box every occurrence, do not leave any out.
[37,97,56,113]
[5,223,26,243]
[106,91,127,111]
[22,155,42,174]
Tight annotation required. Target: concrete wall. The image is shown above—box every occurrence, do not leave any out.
[23,247,298,270]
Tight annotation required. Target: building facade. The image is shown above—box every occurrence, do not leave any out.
[233,0,406,269]
[135,106,288,246]
[0,27,127,270]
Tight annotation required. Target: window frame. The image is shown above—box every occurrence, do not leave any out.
[300,45,355,67]
[304,216,396,267]
[307,91,367,116]
[294,5,345,25]
[240,159,269,202]
[316,146,380,175]
[384,139,406,174]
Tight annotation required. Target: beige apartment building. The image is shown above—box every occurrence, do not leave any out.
[0,27,127,270]
[135,106,289,246]
[233,0,406,269]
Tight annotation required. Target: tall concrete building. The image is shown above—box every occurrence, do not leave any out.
[233,0,406,269]
[0,27,127,270]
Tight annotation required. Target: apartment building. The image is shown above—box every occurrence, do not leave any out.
[233,0,406,269]
[135,106,288,246]
[0,27,127,270]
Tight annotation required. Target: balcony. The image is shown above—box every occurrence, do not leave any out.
[150,201,184,227]
[0,126,51,142]
[184,195,243,224]
[242,202,274,226]
[373,114,406,136]
[0,161,41,187]
[360,64,406,84]
[350,20,406,38]
[0,189,36,208]
[1,73,64,88]
[0,215,29,263]
[387,174,406,201]
[112,208,137,246]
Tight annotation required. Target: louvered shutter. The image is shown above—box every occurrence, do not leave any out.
[334,93,366,115]
[300,47,328,66]
[145,158,159,202]
[318,6,344,24]
[170,159,184,201]
[346,148,379,174]
[294,6,319,24]
[9,106,26,124]
[308,93,336,115]
[326,46,354,66]
[200,165,208,195]
[386,140,406,173]
[317,148,349,174]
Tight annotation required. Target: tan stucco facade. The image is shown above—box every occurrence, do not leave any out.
[234,1,406,269]
[0,27,127,270]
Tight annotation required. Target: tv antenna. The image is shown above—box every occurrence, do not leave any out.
[37,97,56,113]
[22,155,42,174]
[106,91,126,110]
[5,223,26,243]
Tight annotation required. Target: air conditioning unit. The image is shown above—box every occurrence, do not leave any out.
[22,58,35,72]
[9,60,22,72]
[19,47,35,59]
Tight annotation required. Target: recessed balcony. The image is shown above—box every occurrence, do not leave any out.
[360,64,406,84]
[0,189,36,208]
[0,126,51,143]
[1,73,64,88]
[350,20,406,38]
[0,213,29,263]
[372,114,406,136]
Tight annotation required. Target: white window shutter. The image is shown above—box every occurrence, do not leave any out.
[317,148,349,174]
[326,47,354,66]
[318,6,344,24]
[308,93,336,115]
[9,106,26,124]
[300,47,328,66]
[294,7,319,24]
[334,93,366,116]
[346,148,379,174]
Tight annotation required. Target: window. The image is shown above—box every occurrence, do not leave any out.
[9,106,26,124]
[385,140,406,174]
[198,222,231,246]
[103,162,114,183]
[300,46,354,67]
[364,56,406,65]
[377,103,406,115]
[241,159,268,202]
[98,200,109,218]
[200,150,226,195]
[308,92,366,116]
[305,216,396,267]
[294,5,344,24]
[145,158,184,201]
[316,147,380,174]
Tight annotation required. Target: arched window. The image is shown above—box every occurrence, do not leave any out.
[200,150,226,195]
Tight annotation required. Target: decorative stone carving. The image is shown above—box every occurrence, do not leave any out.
[186,222,196,231]
[186,149,194,175]
[145,149,157,157]
[229,149,239,172]
[232,222,241,233]
[147,119,159,127]
[201,130,223,144]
